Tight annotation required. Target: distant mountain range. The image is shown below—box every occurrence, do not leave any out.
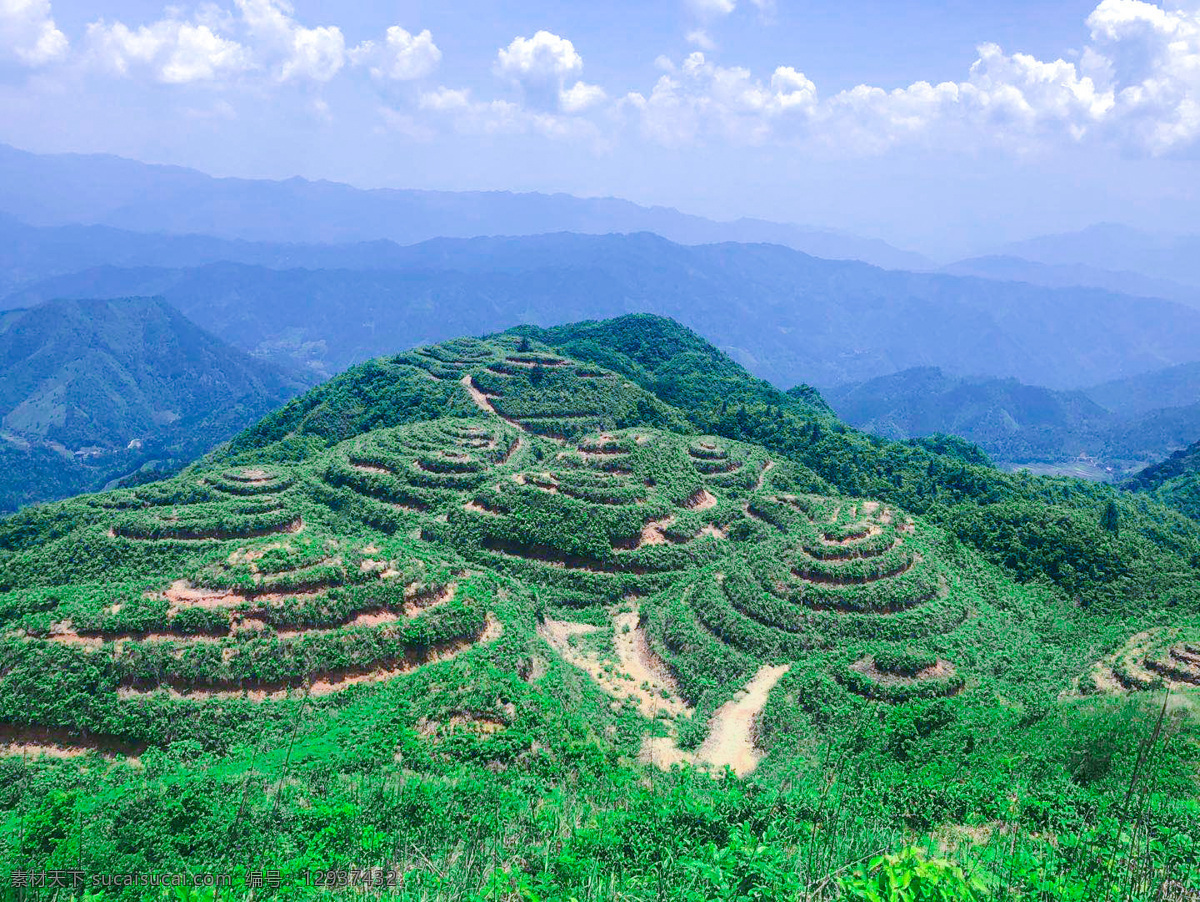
[0,296,308,511]
[0,143,931,271]
[824,365,1200,477]
[941,255,1200,310]
[7,231,1200,390]
[993,223,1200,288]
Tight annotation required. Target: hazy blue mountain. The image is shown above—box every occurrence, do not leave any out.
[942,255,1200,309]
[824,367,1108,462]
[1084,362,1200,417]
[8,232,1200,390]
[996,223,1200,287]
[0,296,308,511]
[825,365,1200,476]
[0,143,931,270]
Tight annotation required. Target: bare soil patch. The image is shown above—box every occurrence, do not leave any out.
[0,724,144,761]
[683,488,718,511]
[695,663,790,776]
[538,611,690,720]
[850,656,957,687]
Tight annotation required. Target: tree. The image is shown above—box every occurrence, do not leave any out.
[1101,500,1121,536]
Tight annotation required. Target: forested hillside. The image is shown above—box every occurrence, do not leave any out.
[0,296,307,511]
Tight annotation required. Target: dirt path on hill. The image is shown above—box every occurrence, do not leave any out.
[0,724,144,762]
[462,375,500,415]
[754,460,775,492]
[538,611,690,719]
[694,663,789,776]
[461,375,532,433]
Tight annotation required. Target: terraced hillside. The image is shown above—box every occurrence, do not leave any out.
[0,329,1197,900]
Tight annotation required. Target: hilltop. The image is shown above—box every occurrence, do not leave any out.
[1,316,1196,899]
[0,296,307,511]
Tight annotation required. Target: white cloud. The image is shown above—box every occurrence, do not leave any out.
[351,25,441,81]
[0,0,68,65]
[631,1,1200,156]
[685,29,716,50]
[687,0,737,17]
[496,30,582,84]
[235,0,344,82]
[86,16,251,83]
[559,79,606,112]
[627,51,817,145]
[420,83,600,141]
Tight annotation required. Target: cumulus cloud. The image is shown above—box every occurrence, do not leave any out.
[235,0,344,82]
[494,30,606,116]
[630,0,1200,156]
[350,25,441,81]
[625,52,817,145]
[419,82,601,142]
[496,30,583,84]
[1,0,68,65]
[559,80,606,112]
[86,16,251,83]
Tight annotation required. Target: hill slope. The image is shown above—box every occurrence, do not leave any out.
[0,319,1196,898]
[1124,438,1200,520]
[8,232,1200,388]
[0,143,929,269]
[1084,362,1200,417]
[0,296,307,511]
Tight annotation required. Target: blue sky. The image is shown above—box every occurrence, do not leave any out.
[1,0,1198,258]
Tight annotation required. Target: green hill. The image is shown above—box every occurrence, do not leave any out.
[0,296,308,512]
[1124,438,1200,520]
[0,318,1197,899]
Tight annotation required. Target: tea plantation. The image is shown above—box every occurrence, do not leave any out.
[0,327,1197,901]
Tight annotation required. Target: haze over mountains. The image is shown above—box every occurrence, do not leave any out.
[996,223,1200,288]
[8,230,1200,391]
[3,142,1200,504]
[0,143,930,271]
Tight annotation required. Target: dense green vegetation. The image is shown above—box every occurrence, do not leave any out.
[0,296,308,513]
[1124,437,1200,521]
[520,316,1200,607]
[0,320,1197,900]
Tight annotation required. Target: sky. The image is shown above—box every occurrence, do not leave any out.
[1,0,1198,259]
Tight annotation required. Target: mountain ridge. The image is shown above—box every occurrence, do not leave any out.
[0,143,931,270]
[8,231,1200,390]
